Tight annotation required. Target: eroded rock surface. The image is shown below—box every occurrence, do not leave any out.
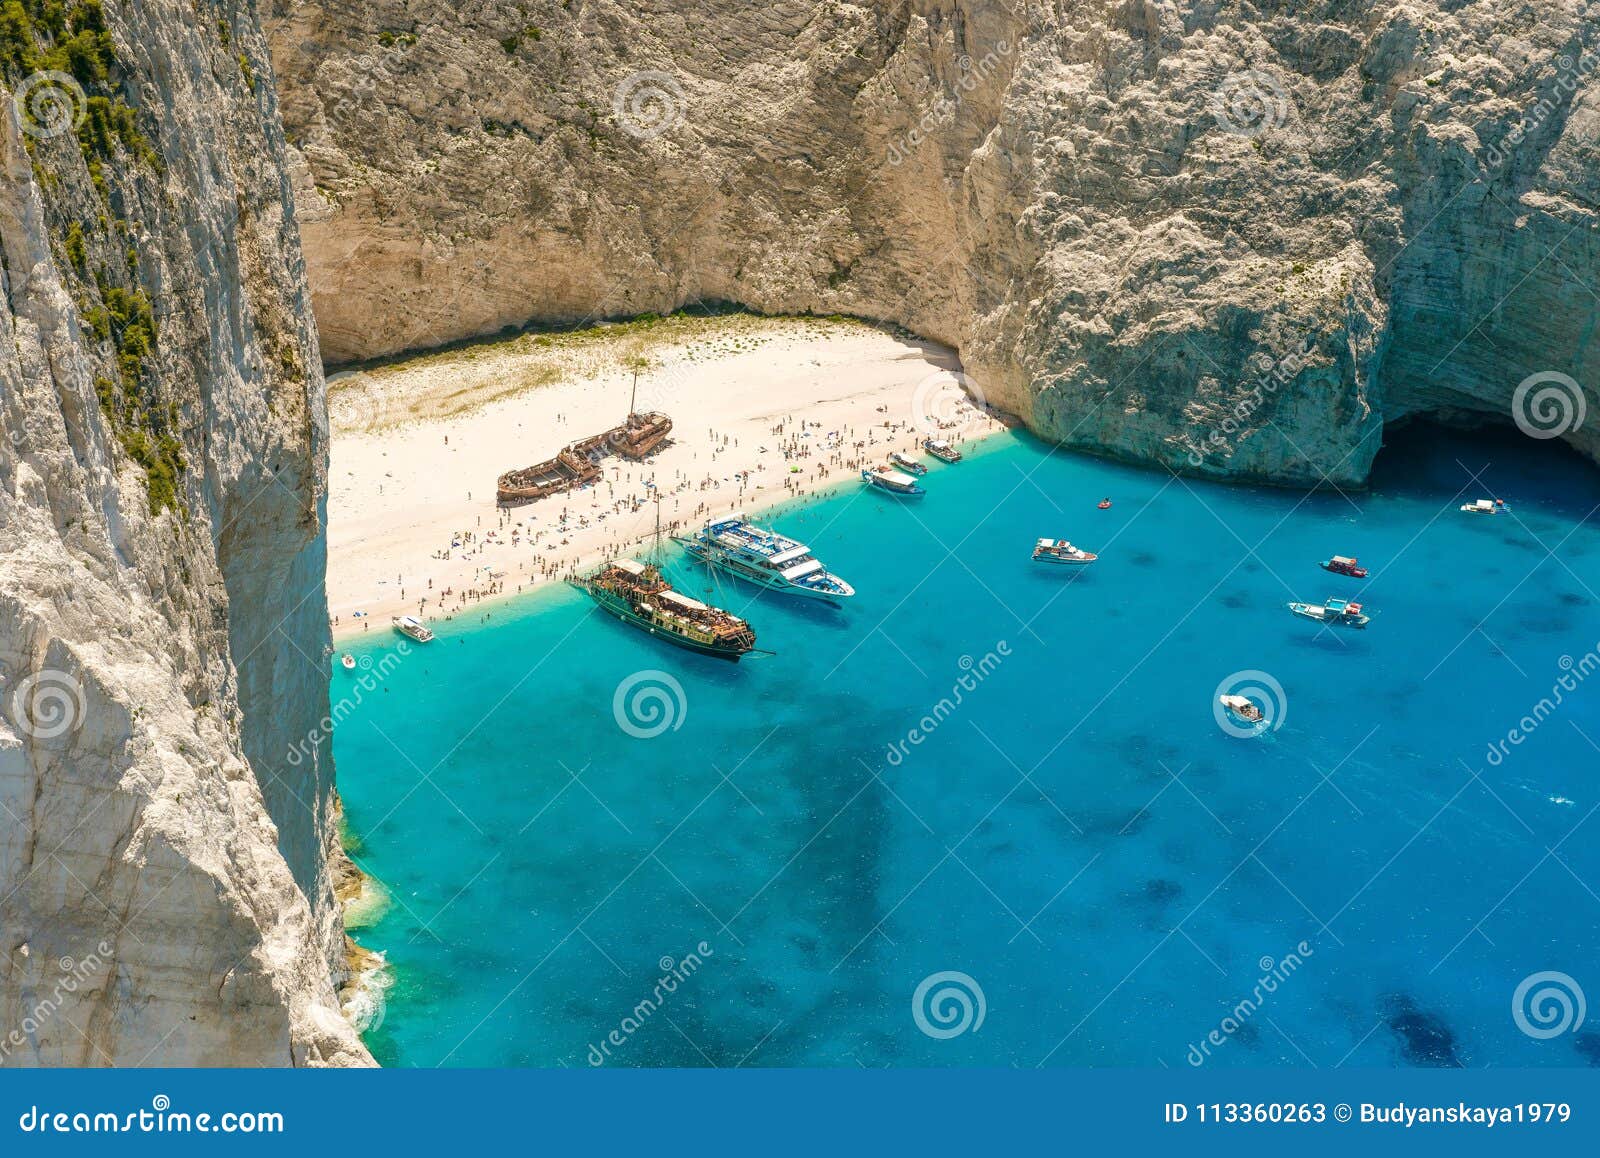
[269,0,1599,482]
[1,0,368,1065]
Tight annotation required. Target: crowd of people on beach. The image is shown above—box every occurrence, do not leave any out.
[331,401,998,634]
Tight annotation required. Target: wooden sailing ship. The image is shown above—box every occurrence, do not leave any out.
[570,500,761,661]
[497,371,673,505]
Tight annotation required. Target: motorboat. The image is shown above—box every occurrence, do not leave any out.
[862,466,926,498]
[1287,597,1369,628]
[1319,555,1368,578]
[1219,694,1265,724]
[889,451,928,475]
[392,615,435,643]
[1031,538,1098,565]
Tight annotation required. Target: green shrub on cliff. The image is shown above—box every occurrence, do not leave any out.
[3,1,181,513]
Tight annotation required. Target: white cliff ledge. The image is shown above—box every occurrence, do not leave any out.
[1,0,368,1065]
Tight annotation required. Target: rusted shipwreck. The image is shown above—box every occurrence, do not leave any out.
[497,381,672,506]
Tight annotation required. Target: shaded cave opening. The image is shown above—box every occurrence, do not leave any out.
[1368,413,1600,515]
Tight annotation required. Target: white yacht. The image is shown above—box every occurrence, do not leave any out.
[1031,538,1098,565]
[675,517,855,601]
[392,615,435,643]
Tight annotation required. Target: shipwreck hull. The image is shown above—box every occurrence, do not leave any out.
[497,413,672,505]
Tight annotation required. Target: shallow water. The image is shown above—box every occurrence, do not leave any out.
[334,425,1600,1068]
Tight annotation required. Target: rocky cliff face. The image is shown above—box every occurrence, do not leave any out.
[269,0,1598,483]
[0,1,367,1065]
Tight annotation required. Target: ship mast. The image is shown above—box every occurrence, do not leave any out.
[628,368,639,420]
[648,490,663,574]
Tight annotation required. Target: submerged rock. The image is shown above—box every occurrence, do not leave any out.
[1381,993,1463,1068]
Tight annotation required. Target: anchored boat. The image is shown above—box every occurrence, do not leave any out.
[1461,498,1508,515]
[1319,554,1368,578]
[1031,538,1098,565]
[392,615,435,643]
[923,437,962,463]
[571,502,761,661]
[862,466,926,498]
[1219,694,1265,724]
[674,516,855,602]
[889,450,928,475]
[1287,597,1369,628]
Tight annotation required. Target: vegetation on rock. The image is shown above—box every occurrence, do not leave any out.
[2,0,182,514]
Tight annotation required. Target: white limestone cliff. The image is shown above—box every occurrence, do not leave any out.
[269,0,1599,483]
[0,0,368,1065]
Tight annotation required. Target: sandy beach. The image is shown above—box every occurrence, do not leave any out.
[326,314,1004,640]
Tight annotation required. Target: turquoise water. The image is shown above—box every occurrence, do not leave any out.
[334,425,1600,1068]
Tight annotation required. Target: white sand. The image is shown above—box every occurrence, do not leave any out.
[326,316,1004,640]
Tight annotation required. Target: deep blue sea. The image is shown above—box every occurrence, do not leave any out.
[333,425,1600,1068]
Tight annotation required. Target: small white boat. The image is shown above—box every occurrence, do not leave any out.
[1032,538,1098,565]
[1218,694,1264,724]
[340,654,357,671]
[1460,498,1508,515]
[889,451,928,476]
[862,466,926,498]
[923,437,962,464]
[392,615,435,643]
